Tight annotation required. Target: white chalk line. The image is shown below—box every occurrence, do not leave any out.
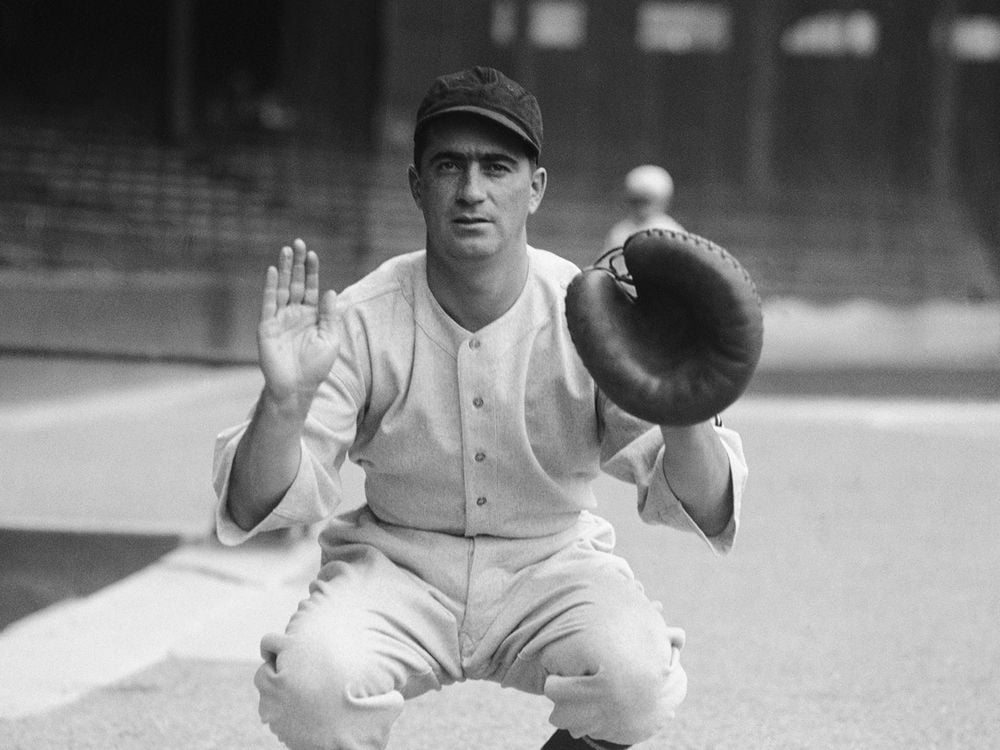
[1,367,263,432]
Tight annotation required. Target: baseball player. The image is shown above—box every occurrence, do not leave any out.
[213,66,754,750]
[604,165,684,252]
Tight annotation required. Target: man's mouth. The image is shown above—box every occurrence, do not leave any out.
[454,216,490,226]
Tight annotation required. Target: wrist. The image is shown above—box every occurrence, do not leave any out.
[659,421,709,444]
[258,384,315,425]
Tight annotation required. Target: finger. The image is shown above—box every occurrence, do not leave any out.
[304,250,320,306]
[289,238,307,304]
[261,266,278,321]
[276,245,292,307]
[317,289,339,334]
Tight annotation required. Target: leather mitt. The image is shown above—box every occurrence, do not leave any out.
[565,228,764,425]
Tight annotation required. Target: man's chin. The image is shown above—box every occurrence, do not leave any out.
[443,237,499,259]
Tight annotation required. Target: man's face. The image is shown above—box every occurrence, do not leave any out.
[409,114,546,265]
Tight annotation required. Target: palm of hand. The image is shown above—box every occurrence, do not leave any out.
[257,240,341,408]
[259,303,339,401]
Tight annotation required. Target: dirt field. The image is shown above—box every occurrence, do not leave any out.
[1,355,997,748]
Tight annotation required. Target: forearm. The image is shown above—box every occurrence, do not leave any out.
[227,390,312,531]
[659,421,734,537]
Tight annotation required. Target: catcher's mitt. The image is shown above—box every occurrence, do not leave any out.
[565,229,763,425]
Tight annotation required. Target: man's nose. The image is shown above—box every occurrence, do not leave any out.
[457,166,487,202]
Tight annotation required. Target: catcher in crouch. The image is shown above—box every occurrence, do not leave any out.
[214,66,758,750]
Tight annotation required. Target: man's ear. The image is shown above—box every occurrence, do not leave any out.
[408,165,422,210]
[528,166,547,215]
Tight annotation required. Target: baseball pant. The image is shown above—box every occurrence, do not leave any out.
[254,508,687,750]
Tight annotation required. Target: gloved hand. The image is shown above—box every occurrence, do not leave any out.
[565,228,764,425]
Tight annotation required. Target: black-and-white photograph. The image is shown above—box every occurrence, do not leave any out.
[1,2,998,748]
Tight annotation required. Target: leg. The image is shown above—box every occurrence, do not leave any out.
[500,544,687,747]
[254,543,462,750]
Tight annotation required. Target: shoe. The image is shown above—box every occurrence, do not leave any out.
[540,729,630,750]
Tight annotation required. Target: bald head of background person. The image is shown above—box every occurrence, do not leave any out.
[604,164,684,251]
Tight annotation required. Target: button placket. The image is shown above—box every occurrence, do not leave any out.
[468,439,490,512]
[457,334,494,531]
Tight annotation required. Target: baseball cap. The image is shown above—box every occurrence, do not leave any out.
[415,66,543,158]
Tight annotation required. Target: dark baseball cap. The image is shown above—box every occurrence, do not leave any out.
[415,66,543,158]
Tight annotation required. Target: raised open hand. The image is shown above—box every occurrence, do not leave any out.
[258,238,340,410]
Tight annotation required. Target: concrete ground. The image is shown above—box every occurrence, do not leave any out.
[0,289,998,748]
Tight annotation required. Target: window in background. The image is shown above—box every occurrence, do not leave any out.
[491,0,588,50]
[636,2,731,54]
[491,0,518,47]
[781,10,879,58]
[944,15,1000,62]
[531,0,587,49]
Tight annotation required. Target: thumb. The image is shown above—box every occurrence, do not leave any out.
[317,289,340,333]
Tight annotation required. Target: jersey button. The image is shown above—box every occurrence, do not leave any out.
[474,451,486,462]
[469,338,481,350]
[476,496,487,506]
[472,396,484,408]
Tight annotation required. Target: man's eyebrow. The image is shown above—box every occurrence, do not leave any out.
[428,149,518,164]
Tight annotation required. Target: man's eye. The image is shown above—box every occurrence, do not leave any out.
[485,162,511,175]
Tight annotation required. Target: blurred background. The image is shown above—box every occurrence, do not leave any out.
[1,0,998,670]
[1,0,998,361]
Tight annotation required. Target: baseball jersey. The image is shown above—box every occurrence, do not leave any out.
[213,247,746,550]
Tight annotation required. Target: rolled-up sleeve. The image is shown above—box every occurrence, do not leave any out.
[600,408,747,554]
[211,369,361,546]
[211,423,345,545]
[637,425,746,554]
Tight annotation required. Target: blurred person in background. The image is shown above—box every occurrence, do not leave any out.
[604,164,683,251]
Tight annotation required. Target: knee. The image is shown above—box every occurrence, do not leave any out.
[255,631,352,747]
[255,630,403,750]
[544,626,688,744]
[600,633,688,733]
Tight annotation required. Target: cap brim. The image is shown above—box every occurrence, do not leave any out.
[417,105,539,156]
